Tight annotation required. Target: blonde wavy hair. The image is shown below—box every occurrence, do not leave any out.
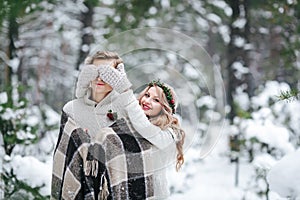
[138,83,185,171]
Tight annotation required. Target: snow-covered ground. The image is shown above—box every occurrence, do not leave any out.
[3,125,288,200]
[168,132,286,200]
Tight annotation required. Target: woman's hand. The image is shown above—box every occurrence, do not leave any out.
[98,63,132,93]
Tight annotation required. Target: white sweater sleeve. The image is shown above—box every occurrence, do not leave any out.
[116,90,175,149]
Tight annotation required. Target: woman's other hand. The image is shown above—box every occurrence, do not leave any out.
[75,64,99,98]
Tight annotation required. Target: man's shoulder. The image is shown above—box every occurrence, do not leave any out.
[62,99,84,114]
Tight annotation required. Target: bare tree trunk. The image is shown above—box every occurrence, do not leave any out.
[226,0,240,187]
[243,0,255,97]
[5,13,19,107]
[76,0,95,70]
[226,0,252,187]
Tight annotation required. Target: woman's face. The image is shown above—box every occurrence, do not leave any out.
[91,59,113,95]
[140,86,163,117]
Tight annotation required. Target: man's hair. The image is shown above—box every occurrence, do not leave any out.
[84,51,123,65]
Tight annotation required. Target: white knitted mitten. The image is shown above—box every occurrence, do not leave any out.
[75,64,98,98]
[98,63,132,93]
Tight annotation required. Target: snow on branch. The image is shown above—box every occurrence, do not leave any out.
[277,89,299,102]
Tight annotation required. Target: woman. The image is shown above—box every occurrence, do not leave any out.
[137,80,186,198]
[99,64,186,199]
[138,80,185,172]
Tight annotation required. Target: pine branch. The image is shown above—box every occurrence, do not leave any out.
[277,89,299,102]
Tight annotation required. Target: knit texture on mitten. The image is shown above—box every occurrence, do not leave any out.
[98,63,132,93]
[75,64,98,98]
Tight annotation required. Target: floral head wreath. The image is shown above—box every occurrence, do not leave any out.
[148,80,176,114]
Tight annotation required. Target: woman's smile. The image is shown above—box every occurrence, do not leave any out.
[142,103,151,111]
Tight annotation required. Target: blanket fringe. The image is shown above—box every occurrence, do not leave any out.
[98,173,109,200]
[84,160,98,177]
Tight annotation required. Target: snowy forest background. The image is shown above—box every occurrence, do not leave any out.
[0,0,300,199]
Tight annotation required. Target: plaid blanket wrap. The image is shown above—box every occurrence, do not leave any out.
[51,111,155,200]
